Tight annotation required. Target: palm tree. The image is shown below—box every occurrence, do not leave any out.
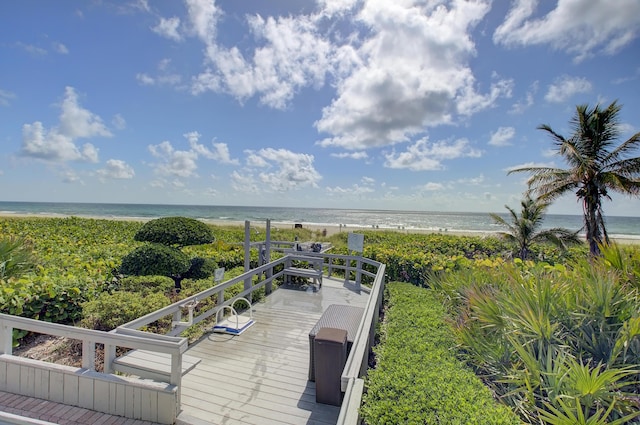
[509,101,640,256]
[490,195,581,260]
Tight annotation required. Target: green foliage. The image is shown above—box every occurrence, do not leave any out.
[491,194,582,260]
[183,257,218,281]
[134,216,214,247]
[120,244,190,278]
[80,291,170,331]
[0,236,37,280]
[361,281,520,425]
[437,259,640,423]
[114,275,175,296]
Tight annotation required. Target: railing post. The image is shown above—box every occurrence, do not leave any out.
[103,343,116,374]
[217,290,224,321]
[265,219,272,294]
[355,257,362,291]
[0,320,13,355]
[82,340,96,370]
[171,352,182,412]
[244,221,252,303]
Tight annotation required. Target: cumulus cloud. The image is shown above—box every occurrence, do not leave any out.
[315,0,513,150]
[544,75,592,103]
[494,0,640,61]
[384,138,481,171]
[20,87,110,163]
[97,159,135,179]
[184,131,239,164]
[152,16,182,41]
[330,151,368,159]
[489,126,515,146]
[148,140,199,178]
[112,114,126,130]
[230,170,260,193]
[242,148,322,191]
[58,87,112,139]
[193,13,333,109]
[418,182,445,191]
[326,184,375,195]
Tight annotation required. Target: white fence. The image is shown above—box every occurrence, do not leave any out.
[0,251,385,424]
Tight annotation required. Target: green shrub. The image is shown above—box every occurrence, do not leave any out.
[116,275,175,296]
[183,257,218,281]
[134,216,214,247]
[361,281,519,425]
[80,291,170,331]
[120,244,190,278]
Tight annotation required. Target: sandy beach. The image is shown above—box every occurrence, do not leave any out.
[2,211,638,245]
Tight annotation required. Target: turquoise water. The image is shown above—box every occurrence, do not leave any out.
[1,201,639,238]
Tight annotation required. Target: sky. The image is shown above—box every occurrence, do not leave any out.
[1,0,640,216]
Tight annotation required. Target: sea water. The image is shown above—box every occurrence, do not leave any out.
[1,201,639,238]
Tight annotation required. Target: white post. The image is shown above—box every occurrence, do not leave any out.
[244,220,252,302]
[0,321,13,354]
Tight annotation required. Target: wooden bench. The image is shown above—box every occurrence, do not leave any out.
[283,256,324,287]
[308,304,364,381]
[112,349,201,382]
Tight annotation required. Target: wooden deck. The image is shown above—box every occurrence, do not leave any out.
[176,276,370,425]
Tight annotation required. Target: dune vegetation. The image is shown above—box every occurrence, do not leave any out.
[1,215,639,423]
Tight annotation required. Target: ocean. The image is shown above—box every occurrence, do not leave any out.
[1,201,639,239]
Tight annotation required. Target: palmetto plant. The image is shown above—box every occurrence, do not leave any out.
[490,195,581,260]
[509,101,640,257]
[446,260,640,423]
[0,236,37,280]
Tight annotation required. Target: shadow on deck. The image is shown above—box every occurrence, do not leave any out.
[176,277,370,425]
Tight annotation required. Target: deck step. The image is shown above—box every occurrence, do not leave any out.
[113,349,201,382]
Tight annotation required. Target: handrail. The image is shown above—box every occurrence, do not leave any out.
[0,250,386,425]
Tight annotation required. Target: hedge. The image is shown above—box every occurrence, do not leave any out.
[360,281,519,424]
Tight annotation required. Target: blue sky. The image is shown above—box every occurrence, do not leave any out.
[1,0,639,216]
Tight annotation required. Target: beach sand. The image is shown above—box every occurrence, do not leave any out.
[1,212,638,245]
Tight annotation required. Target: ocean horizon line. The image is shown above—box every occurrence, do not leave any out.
[1,200,639,239]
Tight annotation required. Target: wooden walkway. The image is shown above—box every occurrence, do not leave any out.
[0,276,369,425]
[0,390,161,425]
[176,277,370,425]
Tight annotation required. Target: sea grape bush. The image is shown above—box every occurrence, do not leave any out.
[134,216,215,247]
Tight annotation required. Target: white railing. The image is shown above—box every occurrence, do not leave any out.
[0,251,386,425]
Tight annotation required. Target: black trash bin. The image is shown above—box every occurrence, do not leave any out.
[314,327,347,406]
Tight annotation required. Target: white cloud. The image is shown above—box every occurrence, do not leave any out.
[330,151,368,159]
[16,42,47,56]
[544,75,592,103]
[0,89,16,107]
[230,170,260,193]
[317,0,359,16]
[148,140,199,178]
[418,182,445,191]
[97,159,135,179]
[185,0,221,43]
[494,0,640,61]
[316,0,510,150]
[184,131,239,164]
[137,59,182,87]
[458,174,485,185]
[244,148,322,191]
[58,87,112,139]
[194,14,333,109]
[20,87,110,163]
[112,114,127,130]
[510,80,538,114]
[489,126,515,147]
[152,16,182,41]
[326,184,375,195]
[52,42,69,54]
[384,138,481,171]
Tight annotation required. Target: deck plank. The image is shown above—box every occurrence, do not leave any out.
[176,277,368,425]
